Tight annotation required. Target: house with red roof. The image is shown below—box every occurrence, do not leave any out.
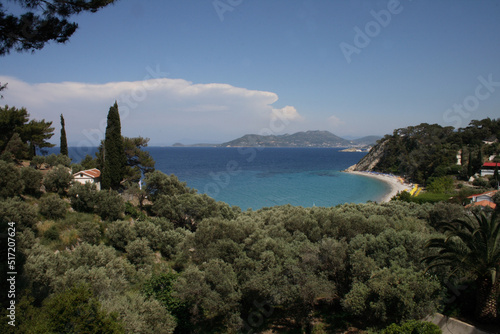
[73,168,101,191]
[466,189,498,210]
[480,162,500,177]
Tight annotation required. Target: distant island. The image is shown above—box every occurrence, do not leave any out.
[173,130,381,148]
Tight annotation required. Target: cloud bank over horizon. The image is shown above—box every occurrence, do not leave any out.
[0,76,315,146]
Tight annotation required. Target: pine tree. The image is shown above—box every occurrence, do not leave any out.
[60,114,68,156]
[101,102,125,190]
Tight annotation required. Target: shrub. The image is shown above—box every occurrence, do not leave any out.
[44,225,60,241]
[426,176,454,194]
[144,170,194,200]
[19,284,124,333]
[20,167,43,195]
[472,177,488,188]
[68,182,98,213]
[0,197,38,229]
[43,165,72,195]
[342,266,441,327]
[0,160,24,198]
[30,155,45,169]
[45,153,72,167]
[125,201,146,220]
[77,220,102,245]
[126,238,154,267]
[95,190,125,221]
[105,220,137,251]
[382,320,442,334]
[39,194,67,219]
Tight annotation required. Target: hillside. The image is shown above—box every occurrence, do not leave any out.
[349,119,500,184]
[219,130,380,148]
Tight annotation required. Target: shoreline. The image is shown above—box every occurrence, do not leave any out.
[346,170,413,203]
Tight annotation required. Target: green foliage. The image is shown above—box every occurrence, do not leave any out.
[44,153,71,167]
[125,201,146,219]
[394,191,452,204]
[472,177,488,188]
[0,0,118,55]
[145,170,195,200]
[427,176,455,194]
[126,238,154,268]
[0,197,38,229]
[122,136,156,183]
[80,154,98,170]
[18,284,124,333]
[143,272,185,313]
[424,212,500,321]
[366,118,500,185]
[173,260,242,332]
[343,266,441,326]
[101,292,176,334]
[0,160,23,198]
[77,220,102,245]
[60,114,68,156]
[105,220,137,252]
[23,118,55,156]
[152,193,231,229]
[30,155,45,169]
[101,102,126,190]
[39,193,67,219]
[95,189,125,221]
[3,132,28,160]
[20,166,43,195]
[43,225,60,241]
[0,105,29,152]
[68,183,124,220]
[43,165,72,194]
[68,182,98,213]
[382,320,442,334]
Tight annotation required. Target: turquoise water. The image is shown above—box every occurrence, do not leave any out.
[148,147,390,210]
[64,146,390,210]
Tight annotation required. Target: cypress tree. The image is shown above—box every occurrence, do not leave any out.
[467,150,473,178]
[101,102,125,190]
[60,114,68,156]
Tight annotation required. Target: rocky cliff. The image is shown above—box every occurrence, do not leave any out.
[345,140,387,171]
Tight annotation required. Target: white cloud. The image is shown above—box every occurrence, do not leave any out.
[327,115,345,127]
[0,76,303,145]
[271,106,303,122]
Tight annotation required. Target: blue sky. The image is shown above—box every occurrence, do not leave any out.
[1,0,500,146]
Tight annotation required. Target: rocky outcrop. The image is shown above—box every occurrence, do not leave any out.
[345,140,388,172]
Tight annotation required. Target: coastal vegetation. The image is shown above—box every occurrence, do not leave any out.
[1,105,499,333]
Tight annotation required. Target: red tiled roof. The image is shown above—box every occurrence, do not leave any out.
[482,162,500,168]
[467,190,499,199]
[466,200,497,209]
[73,168,101,178]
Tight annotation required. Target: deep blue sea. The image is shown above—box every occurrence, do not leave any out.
[61,147,390,210]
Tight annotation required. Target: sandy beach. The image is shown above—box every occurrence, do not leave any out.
[347,171,413,203]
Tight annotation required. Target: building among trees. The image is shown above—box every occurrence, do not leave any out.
[72,168,101,191]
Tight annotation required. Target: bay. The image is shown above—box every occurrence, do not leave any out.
[63,146,390,210]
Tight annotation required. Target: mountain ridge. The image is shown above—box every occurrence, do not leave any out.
[173,130,381,148]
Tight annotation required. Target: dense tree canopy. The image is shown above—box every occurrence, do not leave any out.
[368,118,500,184]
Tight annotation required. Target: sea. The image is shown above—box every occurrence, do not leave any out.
[59,147,390,210]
